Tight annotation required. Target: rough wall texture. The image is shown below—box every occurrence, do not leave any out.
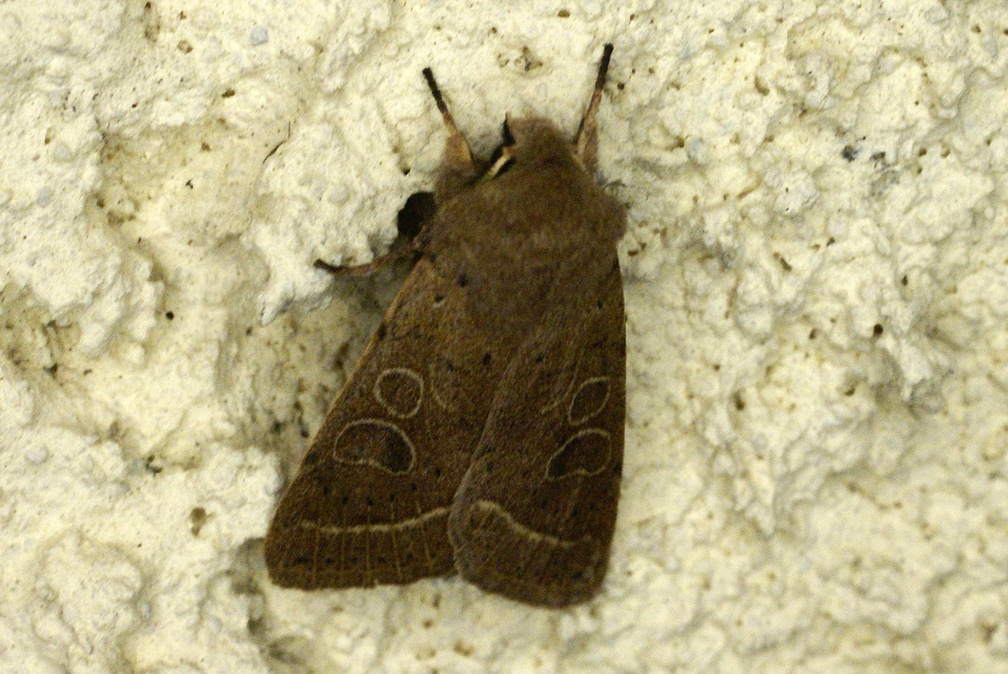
[1,0,1006,672]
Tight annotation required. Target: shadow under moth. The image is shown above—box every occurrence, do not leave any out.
[265,44,626,607]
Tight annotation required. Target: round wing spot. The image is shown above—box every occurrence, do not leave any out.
[374,368,424,418]
[568,376,611,425]
[428,358,459,412]
[546,429,611,481]
[333,419,416,474]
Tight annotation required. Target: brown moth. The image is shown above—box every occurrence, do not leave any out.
[264,44,626,607]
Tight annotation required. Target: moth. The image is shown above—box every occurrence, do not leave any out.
[265,44,626,607]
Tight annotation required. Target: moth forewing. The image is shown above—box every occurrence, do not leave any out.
[448,259,625,607]
[265,44,625,607]
[263,259,512,588]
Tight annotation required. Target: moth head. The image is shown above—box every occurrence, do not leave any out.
[484,114,576,180]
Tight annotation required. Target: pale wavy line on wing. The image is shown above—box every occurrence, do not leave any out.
[471,499,583,550]
[299,507,450,537]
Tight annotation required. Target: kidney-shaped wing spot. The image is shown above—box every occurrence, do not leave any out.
[373,367,424,418]
[546,428,612,481]
[331,419,417,474]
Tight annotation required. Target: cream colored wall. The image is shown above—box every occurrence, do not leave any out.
[1,0,1006,672]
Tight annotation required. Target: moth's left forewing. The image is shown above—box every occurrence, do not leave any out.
[264,257,511,590]
[448,256,625,607]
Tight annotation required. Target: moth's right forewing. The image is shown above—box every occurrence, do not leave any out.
[449,257,626,606]
[264,257,508,589]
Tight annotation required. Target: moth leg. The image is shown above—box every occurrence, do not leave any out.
[314,240,418,276]
[574,43,614,173]
[314,191,436,275]
[422,67,479,201]
[313,255,397,276]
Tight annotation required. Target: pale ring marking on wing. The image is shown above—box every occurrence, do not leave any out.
[567,376,611,425]
[545,428,612,481]
[538,357,581,415]
[298,506,450,536]
[332,418,417,474]
[373,367,424,418]
[534,335,582,415]
[469,499,585,550]
[427,360,456,412]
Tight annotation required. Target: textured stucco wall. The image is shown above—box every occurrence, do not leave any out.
[1,1,1006,672]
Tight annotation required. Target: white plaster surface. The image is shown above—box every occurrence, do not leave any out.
[1,0,1006,672]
